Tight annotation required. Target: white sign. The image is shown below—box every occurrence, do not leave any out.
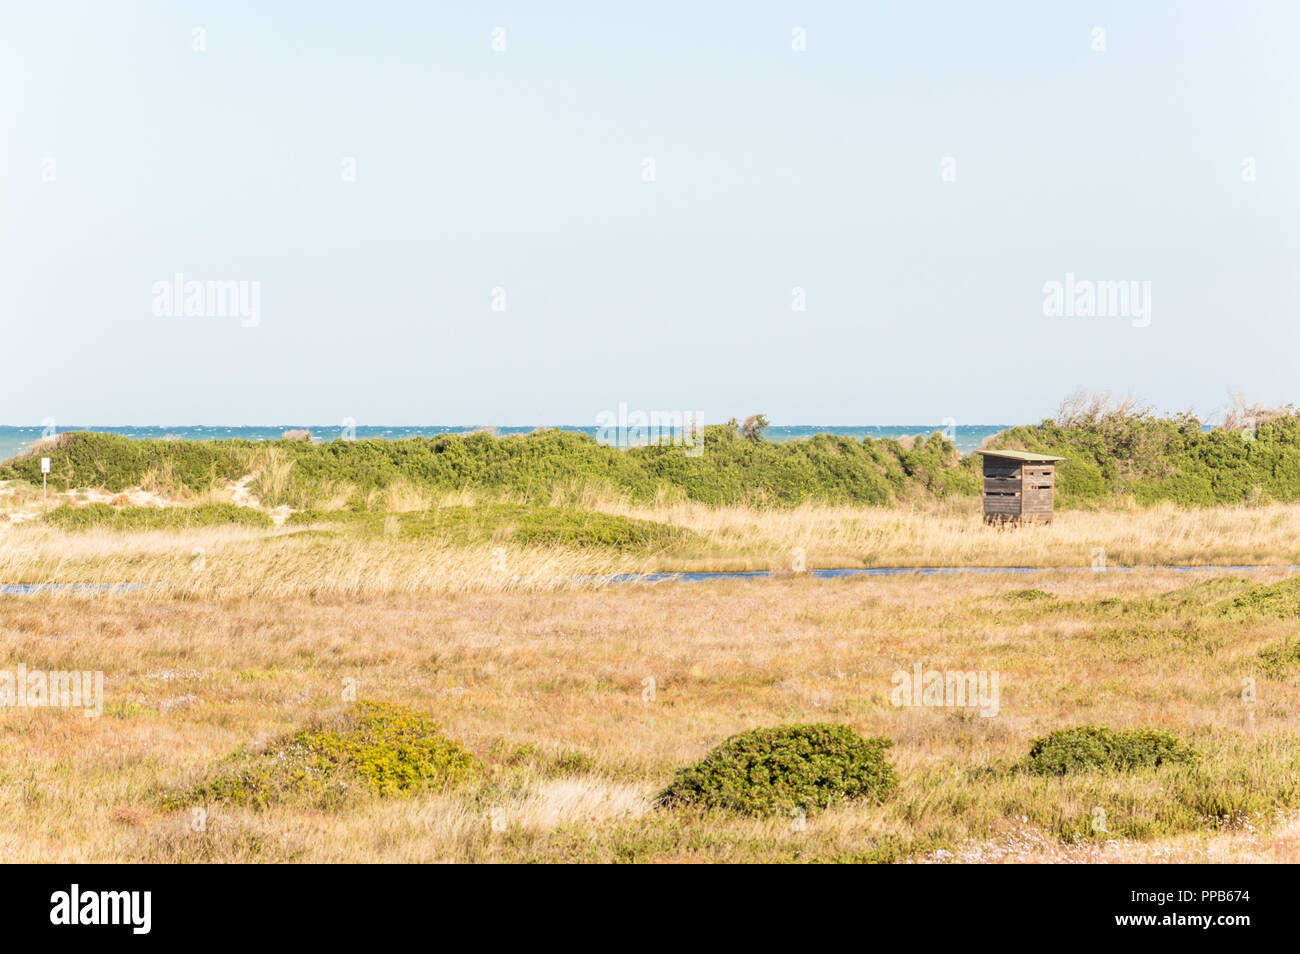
[41,458,51,474]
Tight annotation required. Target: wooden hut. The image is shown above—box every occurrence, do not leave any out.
[975,450,1064,524]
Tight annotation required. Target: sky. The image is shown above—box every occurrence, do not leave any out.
[1,1,1297,427]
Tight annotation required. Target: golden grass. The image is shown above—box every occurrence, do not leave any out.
[1,559,1298,862]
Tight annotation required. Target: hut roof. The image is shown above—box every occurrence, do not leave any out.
[974,449,1065,463]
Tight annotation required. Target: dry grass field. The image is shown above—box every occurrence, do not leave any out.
[2,490,1299,861]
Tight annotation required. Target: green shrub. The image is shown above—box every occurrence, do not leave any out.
[44,503,273,531]
[165,701,479,810]
[1153,577,1252,609]
[289,504,692,552]
[1004,588,1055,602]
[1215,576,1300,621]
[511,507,690,551]
[1258,640,1300,676]
[1021,725,1198,776]
[992,409,1300,507]
[656,724,897,817]
[2,431,247,493]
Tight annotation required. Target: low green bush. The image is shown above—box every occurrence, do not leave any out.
[164,701,479,810]
[1215,576,1300,621]
[1003,588,1055,602]
[44,503,273,531]
[1020,725,1198,776]
[289,504,693,552]
[1258,640,1300,676]
[656,724,897,817]
[2,431,247,493]
[1153,577,1253,609]
[510,507,690,551]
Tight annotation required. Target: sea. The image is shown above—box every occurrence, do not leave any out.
[0,424,1013,463]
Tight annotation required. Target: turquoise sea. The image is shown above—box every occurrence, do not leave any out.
[0,424,1014,463]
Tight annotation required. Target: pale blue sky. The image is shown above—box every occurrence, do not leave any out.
[2,1,1296,426]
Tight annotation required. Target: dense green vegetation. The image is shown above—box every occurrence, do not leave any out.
[9,405,1300,510]
[258,426,972,507]
[993,412,1300,507]
[2,427,972,509]
[1020,726,1198,776]
[165,702,479,810]
[656,724,898,817]
[3,432,247,494]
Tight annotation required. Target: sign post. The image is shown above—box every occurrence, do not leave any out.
[41,457,50,512]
